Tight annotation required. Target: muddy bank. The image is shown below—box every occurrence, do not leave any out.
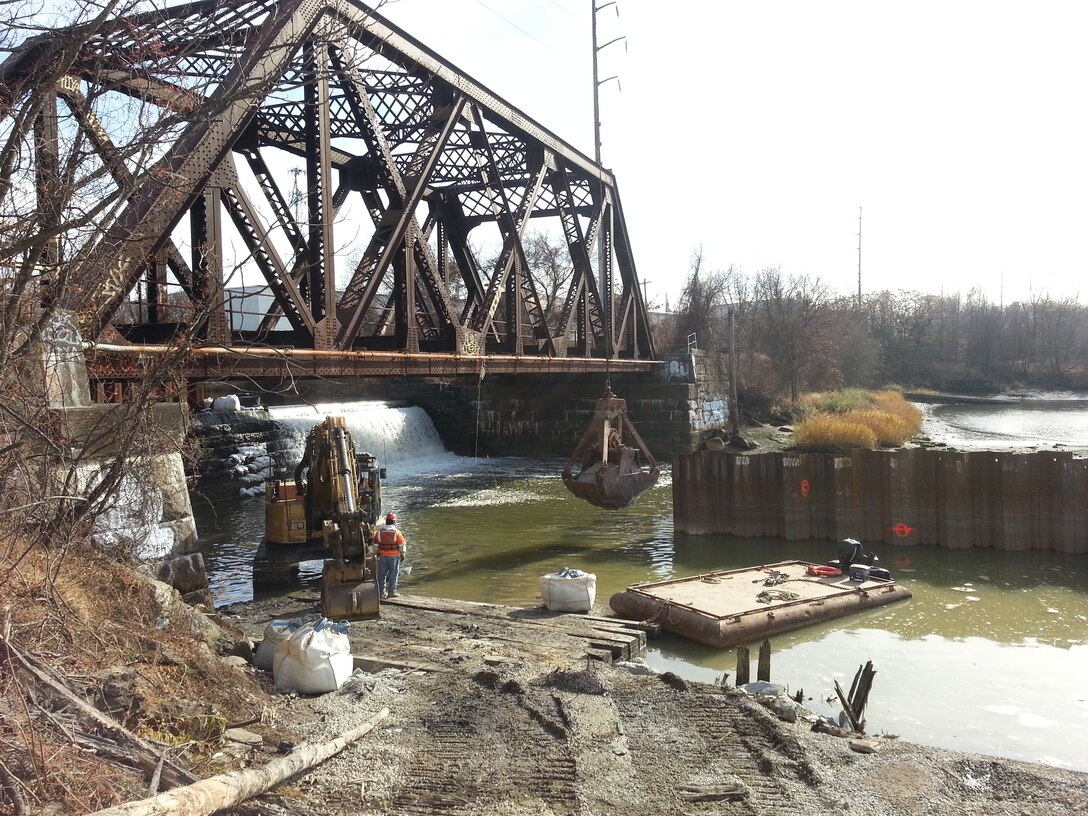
[214,592,1088,816]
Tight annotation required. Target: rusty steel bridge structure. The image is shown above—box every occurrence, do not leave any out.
[2,0,657,382]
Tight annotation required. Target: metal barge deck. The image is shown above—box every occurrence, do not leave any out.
[609,560,911,648]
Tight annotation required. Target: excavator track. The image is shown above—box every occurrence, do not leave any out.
[381,670,823,816]
[610,679,825,815]
[388,676,580,815]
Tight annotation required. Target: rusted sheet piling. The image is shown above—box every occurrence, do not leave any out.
[674,449,1087,553]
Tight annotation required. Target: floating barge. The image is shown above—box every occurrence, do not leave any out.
[609,560,911,648]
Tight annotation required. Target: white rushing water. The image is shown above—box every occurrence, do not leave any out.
[268,401,462,481]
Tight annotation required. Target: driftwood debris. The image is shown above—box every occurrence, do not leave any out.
[677,781,749,802]
[0,632,197,790]
[834,680,862,732]
[848,660,877,722]
[88,708,390,816]
[834,660,877,732]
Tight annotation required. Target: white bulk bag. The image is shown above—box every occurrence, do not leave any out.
[272,619,353,694]
[539,567,597,613]
[254,619,303,671]
[211,394,241,411]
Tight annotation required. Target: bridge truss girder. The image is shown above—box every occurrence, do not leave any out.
[3,0,655,362]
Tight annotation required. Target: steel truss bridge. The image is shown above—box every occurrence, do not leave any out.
[2,0,657,381]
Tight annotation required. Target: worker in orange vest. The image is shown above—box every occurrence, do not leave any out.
[372,512,407,598]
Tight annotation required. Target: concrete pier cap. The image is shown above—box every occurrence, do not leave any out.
[35,310,204,596]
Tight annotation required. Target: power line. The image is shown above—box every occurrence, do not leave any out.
[541,0,580,21]
[470,0,558,53]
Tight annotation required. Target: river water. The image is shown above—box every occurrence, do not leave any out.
[192,400,1088,772]
[920,393,1088,452]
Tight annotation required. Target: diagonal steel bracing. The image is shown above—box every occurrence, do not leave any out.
[3,0,655,367]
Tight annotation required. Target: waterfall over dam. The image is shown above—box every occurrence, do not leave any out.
[268,401,456,478]
[190,400,461,495]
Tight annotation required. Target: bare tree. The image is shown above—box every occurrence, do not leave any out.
[0,0,270,556]
[659,247,734,353]
[748,267,831,401]
[522,229,571,322]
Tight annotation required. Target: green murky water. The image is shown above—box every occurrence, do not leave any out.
[194,453,1088,772]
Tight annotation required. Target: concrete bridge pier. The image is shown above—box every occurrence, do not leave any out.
[34,312,205,600]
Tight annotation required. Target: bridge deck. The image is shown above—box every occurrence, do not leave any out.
[86,343,661,379]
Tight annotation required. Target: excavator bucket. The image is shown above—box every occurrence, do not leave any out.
[321,560,380,619]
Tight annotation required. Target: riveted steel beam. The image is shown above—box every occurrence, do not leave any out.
[68,0,327,339]
[5,0,656,369]
[335,92,465,347]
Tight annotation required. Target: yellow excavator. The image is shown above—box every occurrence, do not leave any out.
[262,416,385,618]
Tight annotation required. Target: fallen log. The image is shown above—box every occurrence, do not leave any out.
[0,634,197,789]
[677,781,749,802]
[88,708,390,816]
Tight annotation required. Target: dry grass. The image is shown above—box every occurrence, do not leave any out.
[798,388,873,415]
[793,390,922,451]
[0,536,270,814]
[792,416,878,451]
[871,390,924,427]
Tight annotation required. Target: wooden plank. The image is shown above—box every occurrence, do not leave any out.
[584,647,613,664]
[352,654,449,674]
[386,596,645,654]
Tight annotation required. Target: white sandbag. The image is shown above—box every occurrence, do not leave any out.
[539,567,597,613]
[254,619,303,671]
[211,394,241,411]
[273,619,353,694]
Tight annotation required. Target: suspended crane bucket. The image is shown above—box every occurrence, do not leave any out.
[562,387,659,509]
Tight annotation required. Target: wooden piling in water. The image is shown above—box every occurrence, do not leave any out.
[735,644,750,686]
[757,640,771,682]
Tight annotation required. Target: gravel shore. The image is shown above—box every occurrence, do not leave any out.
[217,592,1088,816]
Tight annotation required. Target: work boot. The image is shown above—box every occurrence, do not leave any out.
[389,591,398,598]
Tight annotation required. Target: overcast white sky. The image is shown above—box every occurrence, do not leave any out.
[381,0,1087,308]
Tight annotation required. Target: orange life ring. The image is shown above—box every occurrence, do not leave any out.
[807,565,843,577]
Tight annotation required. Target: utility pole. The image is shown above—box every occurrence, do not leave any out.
[591,1,623,355]
[591,1,623,163]
[729,306,740,437]
[856,206,862,309]
[290,167,305,223]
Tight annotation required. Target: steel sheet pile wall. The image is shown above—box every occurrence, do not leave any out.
[674,449,1087,553]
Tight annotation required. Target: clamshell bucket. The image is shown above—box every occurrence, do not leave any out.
[563,387,659,509]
